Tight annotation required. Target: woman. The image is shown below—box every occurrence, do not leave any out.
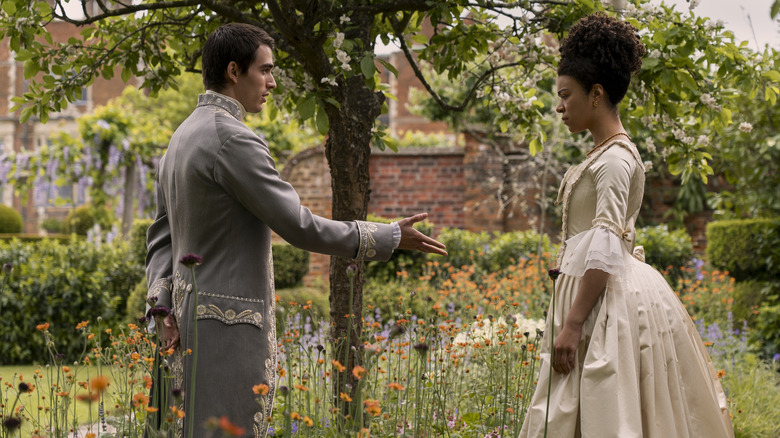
[519,13,734,438]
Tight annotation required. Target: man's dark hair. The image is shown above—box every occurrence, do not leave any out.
[202,23,276,91]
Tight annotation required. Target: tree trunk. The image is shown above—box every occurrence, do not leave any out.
[325,74,383,415]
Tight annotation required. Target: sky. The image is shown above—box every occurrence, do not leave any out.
[59,0,778,51]
[659,0,778,50]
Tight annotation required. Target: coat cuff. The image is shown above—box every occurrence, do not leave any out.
[355,220,394,261]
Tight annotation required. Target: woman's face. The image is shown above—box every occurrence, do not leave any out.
[555,75,594,134]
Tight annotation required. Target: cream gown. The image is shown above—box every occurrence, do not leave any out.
[518,140,734,437]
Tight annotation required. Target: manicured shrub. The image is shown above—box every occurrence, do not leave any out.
[706,218,780,282]
[63,204,115,236]
[636,224,694,287]
[0,238,142,364]
[125,278,149,323]
[0,204,23,234]
[41,217,64,234]
[129,218,153,268]
[273,243,310,289]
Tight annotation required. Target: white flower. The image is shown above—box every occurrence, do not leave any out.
[697,135,710,145]
[333,32,345,49]
[336,50,350,64]
[339,14,350,24]
[700,93,717,106]
[645,138,656,153]
[321,76,337,87]
[341,63,352,72]
[624,3,637,15]
[643,160,653,172]
[649,49,662,59]
[672,128,686,140]
[739,122,753,133]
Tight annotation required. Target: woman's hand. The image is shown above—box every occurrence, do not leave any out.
[553,321,582,374]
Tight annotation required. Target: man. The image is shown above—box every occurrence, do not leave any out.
[145,23,446,436]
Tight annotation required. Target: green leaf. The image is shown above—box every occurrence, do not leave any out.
[529,137,541,156]
[360,54,376,80]
[410,34,428,45]
[376,58,398,77]
[2,1,16,15]
[761,70,780,82]
[23,60,39,80]
[121,68,132,83]
[315,105,329,135]
[297,96,316,120]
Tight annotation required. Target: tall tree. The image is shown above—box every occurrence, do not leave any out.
[1,0,777,403]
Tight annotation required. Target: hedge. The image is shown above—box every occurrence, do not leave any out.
[706,218,780,282]
[0,204,23,234]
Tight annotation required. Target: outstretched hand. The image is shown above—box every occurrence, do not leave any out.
[396,213,448,256]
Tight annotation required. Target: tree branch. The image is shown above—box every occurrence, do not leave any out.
[389,16,523,113]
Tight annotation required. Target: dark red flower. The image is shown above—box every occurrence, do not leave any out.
[547,268,561,281]
[179,254,204,267]
[2,417,21,432]
[149,306,172,317]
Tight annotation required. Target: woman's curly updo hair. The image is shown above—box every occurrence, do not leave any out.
[558,12,646,106]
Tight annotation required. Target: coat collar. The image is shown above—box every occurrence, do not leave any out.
[198,90,247,121]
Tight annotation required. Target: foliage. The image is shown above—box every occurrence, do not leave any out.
[244,101,324,167]
[391,130,462,149]
[41,217,64,234]
[129,218,153,269]
[0,204,23,234]
[272,243,310,289]
[752,300,780,364]
[706,218,780,282]
[0,238,142,364]
[636,224,694,287]
[125,279,149,324]
[429,228,554,278]
[63,204,115,236]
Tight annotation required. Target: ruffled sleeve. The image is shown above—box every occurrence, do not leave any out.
[559,146,637,278]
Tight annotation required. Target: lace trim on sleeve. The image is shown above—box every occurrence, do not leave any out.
[558,226,626,278]
[355,220,379,260]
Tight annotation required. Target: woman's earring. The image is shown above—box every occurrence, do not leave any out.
[593,98,599,108]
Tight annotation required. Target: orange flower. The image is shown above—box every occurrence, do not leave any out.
[56,391,70,398]
[363,399,381,417]
[303,416,314,426]
[89,375,110,393]
[352,366,366,380]
[132,393,150,408]
[170,406,185,419]
[386,382,405,391]
[252,383,270,395]
[130,353,141,361]
[36,323,50,331]
[339,392,352,402]
[332,360,346,373]
[86,434,96,438]
[76,321,89,330]
[294,384,309,392]
[717,369,726,379]
[145,406,159,413]
[143,375,153,390]
[76,392,100,403]
[219,416,244,436]
[290,412,302,420]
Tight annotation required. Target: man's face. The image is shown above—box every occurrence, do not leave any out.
[233,45,276,113]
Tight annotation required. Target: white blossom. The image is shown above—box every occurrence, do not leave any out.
[645,138,656,154]
[643,160,653,172]
[700,93,717,108]
[96,119,111,130]
[339,15,350,24]
[321,76,337,87]
[739,122,753,133]
[697,135,710,146]
[649,49,662,59]
[672,128,686,140]
[336,50,350,65]
[624,3,637,15]
[333,32,345,49]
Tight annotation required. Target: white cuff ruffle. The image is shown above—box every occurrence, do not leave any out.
[559,226,626,278]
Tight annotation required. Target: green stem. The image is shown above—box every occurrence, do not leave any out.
[543,279,556,438]
[187,266,200,438]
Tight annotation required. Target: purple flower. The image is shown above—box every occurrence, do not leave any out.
[146,296,158,306]
[547,268,561,281]
[346,263,358,278]
[149,306,172,317]
[179,254,203,267]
